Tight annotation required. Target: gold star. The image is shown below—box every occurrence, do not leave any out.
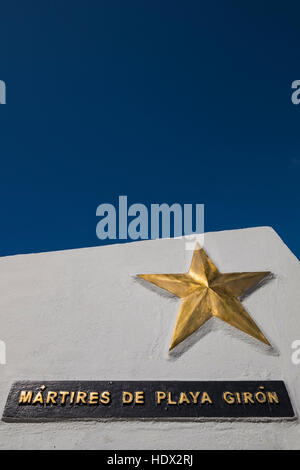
[138,244,272,350]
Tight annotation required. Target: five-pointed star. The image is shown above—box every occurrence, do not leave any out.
[138,244,272,350]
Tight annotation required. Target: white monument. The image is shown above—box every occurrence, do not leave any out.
[0,226,299,449]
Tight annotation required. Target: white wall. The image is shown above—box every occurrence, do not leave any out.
[0,227,299,449]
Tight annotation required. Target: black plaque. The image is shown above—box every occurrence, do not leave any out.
[2,380,295,422]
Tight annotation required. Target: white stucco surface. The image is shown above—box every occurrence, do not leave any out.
[0,226,299,449]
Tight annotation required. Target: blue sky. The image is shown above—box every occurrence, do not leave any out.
[0,1,299,257]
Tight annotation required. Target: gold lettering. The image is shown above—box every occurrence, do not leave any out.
[100,391,110,404]
[179,392,190,404]
[19,391,32,404]
[255,390,266,403]
[46,391,57,404]
[135,391,144,404]
[123,391,133,404]
[243,392,254,404]
[201,392,212,404]
[156,391,166,404]
[70,391,75,404]
[89,392,99,404]
[32,391,44,404]
[76,391,87,404]
[59,391,70,404]
[223,391,235,404]
[189,391,200,404]
[267,391,279,404]
[167,392,177,405]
